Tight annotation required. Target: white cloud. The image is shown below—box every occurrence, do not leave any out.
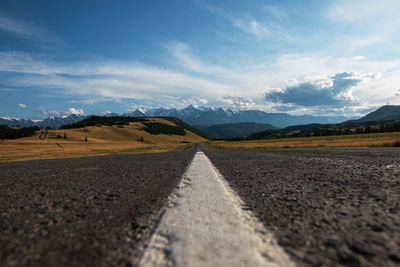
[166,42,227,74]
[18,103,27,108]
[0,51,61,75]
[350,56,365,61]
[0,51,235,100]
[0,88,14,92]
[262,5,289,22]
[327,0,400,53]
[193,0,221,13]
[233,18,270,39]
[328,0,400,27]
[160,95,209,108]
[0,13,54,42]
[194,2,290,41]
[265,72,368,108]
[220,96,260,110]
[165,42,271,96]
[198,98,208,104]
[68,98,114,105]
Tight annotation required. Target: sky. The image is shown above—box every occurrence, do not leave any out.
[0,0,400,119]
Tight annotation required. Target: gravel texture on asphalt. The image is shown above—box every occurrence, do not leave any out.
[0,148,195,267]
[203,147,400,266]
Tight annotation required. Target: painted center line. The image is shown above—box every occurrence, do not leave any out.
[140,151,294,267]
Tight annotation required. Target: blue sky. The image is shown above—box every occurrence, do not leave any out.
[1,0,400,119]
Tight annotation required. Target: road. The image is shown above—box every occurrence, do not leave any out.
[1,146,400,266]
[203,147,400,266]
[140,151,294,267]
[0,148,195,266]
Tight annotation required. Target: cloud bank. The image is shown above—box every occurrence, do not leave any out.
[0,47,394,116]
[265,72,364,109]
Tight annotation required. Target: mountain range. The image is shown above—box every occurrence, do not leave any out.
[247,105,400,140]
[124,105,352,128]
[0,114,88,129]
[1,105,400,130]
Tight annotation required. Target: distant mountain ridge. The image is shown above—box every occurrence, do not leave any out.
[0,114,88,129]
[5,104,399,130]
[195,122,277,139]
[357,105,400,122]
[247,105,400,140]
[125,105,352,128]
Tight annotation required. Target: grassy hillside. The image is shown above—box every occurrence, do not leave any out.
[162,117,212,140]
[358,105,400,122]
[0,118,205,162]
[196,122,276,139]
[208,132,400,150]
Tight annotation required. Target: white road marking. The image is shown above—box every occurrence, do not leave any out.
[139,152,295,267]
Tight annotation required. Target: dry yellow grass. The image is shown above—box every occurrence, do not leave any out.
[0,118,205,162]
[207,132,400,150]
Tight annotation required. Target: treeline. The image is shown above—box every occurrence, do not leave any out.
[0,125,40,139]
[61,116,147,129]
[248,121,400,140]
[142,122,186,136]
[289,122,400,138]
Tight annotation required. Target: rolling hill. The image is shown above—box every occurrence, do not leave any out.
[357,105,400,122]
[0,118,206,162]
[195,122,277,139]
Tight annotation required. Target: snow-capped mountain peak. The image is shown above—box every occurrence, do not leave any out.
[1,105,352,129]
[137,107,148,114]
[0,114,86,128]
[0,116,18,121]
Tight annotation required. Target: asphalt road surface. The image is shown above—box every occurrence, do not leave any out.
[0,148,195,267]
[140,151,294,267]
[2,145,400,266]
[203,147,400,266]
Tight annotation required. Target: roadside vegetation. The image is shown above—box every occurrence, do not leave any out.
[208,131,400,150]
